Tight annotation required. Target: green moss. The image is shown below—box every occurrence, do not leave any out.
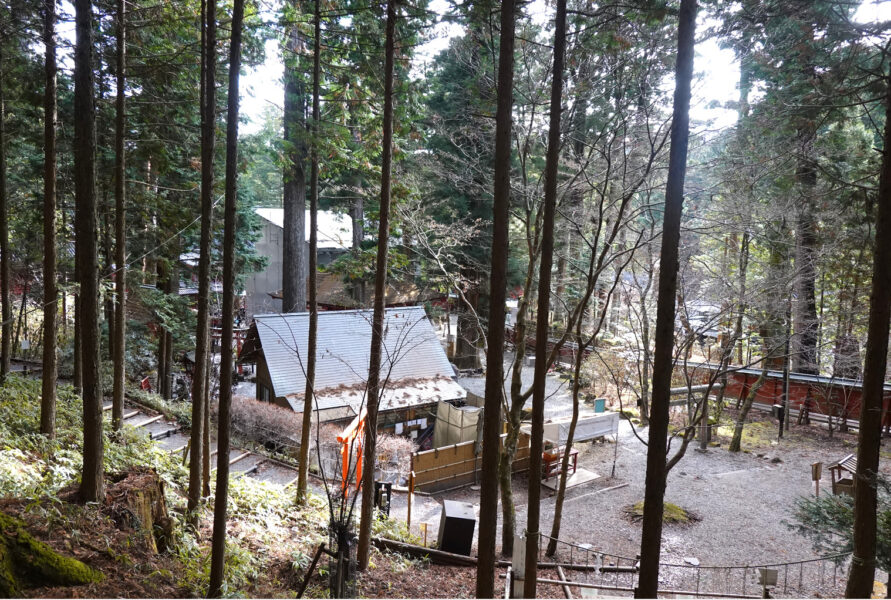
[0,512,103,595]
[626,501,691,524]
[716,419,775,448]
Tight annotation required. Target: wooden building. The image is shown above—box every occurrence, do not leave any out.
[688,363,891,429]
[238,306,466,438]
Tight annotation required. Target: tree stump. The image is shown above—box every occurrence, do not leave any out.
[107,467,173,553]
[0,511,103,596]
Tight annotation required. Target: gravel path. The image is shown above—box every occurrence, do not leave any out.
[393,408,883,597]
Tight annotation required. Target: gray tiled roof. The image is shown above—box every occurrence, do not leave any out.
[253,306,456,399]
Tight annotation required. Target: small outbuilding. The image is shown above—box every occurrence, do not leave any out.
[239,306,466,437]
[829,453,857,496]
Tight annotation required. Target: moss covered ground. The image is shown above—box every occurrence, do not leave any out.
[0,376,330,597]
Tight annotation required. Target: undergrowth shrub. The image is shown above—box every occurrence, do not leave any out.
[0,375,187,498]
[127,386,192,428]
[223,395,303,454]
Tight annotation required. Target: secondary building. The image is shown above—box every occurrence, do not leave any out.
[244,207,353,317]
[239,306,466,439]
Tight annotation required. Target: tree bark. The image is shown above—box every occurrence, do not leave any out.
[357,0,396,570]
[297,0,321,505]
[524,1,567,595]
[0,41,9,382]
[207,0,244,592]
[476,0,516,595]
[161,270,176,400]
[844,71,891,600]
[547,334,582,557]
[189,0,215,520]
[635,1,696,596]
[40,0,58,438]
[111,0,126,431]
[74,0,104,503]
[282,2,307,314]
[73,294,82,392]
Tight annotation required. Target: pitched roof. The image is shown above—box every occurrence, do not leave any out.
[254,207,353,251]
[283,377,467,418]
[250,306,460,402]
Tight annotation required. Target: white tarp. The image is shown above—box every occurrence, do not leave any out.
[538,412,619,444]
[433,401,482,448]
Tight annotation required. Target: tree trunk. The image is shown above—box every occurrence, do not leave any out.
[162,269,175,400]
[41,0,58,438]
[524,2,567,594]
[729,366,766,452]
[499,256,537,557]
[111,0,126,431]
[844,72,891,600]
[497,412,520,556]
[357,0,396,571]
[297,0,321,505]
[207,0,244,592]
[0,511,103,597]
[74,0,104,503]
[794,158,820,375]
[73,294,82,392]
[13,287,27,358]
[189,0,215,521]
[202,354,211,497]
[702,236,748,450]
[282,3,307,314]
[102,192,113,359]
[454,306,481,370]
[635,2,696,596]
[0,41,9,382]
[546,336,582,557]
[476,0,516,595]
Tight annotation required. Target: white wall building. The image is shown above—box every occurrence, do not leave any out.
[245,207,352,317]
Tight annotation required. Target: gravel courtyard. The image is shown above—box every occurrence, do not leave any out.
[390,402,885,596]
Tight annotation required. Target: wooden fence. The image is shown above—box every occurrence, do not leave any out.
[411,432,531,493]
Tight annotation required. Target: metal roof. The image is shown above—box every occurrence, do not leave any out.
[283,377,466,418]
[254,207,353,251]
[253,306,460,400]
[686,362,891,392]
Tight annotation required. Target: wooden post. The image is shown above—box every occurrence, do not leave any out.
[407,470,415,529]
[812,462,822,497]
[511,532,525,599]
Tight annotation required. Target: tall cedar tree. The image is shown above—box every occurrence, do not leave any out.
[0,34,8,382]
[74,0,104,503]
[208,0,245,593]
[524,0,566,594]
[40,0,58,437]
[111,0,126,430]
[282,0,307,314]
[189,0,216,518]
[297,0,321,503]
[476,0,516,595]
[635,0,696,596]
[356,0,397,570]
[845,69,891,599]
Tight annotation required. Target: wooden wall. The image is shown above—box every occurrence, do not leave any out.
[412,432,530,493]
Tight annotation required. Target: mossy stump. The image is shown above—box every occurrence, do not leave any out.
[0,511,103,596]
[107,467,173,553]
